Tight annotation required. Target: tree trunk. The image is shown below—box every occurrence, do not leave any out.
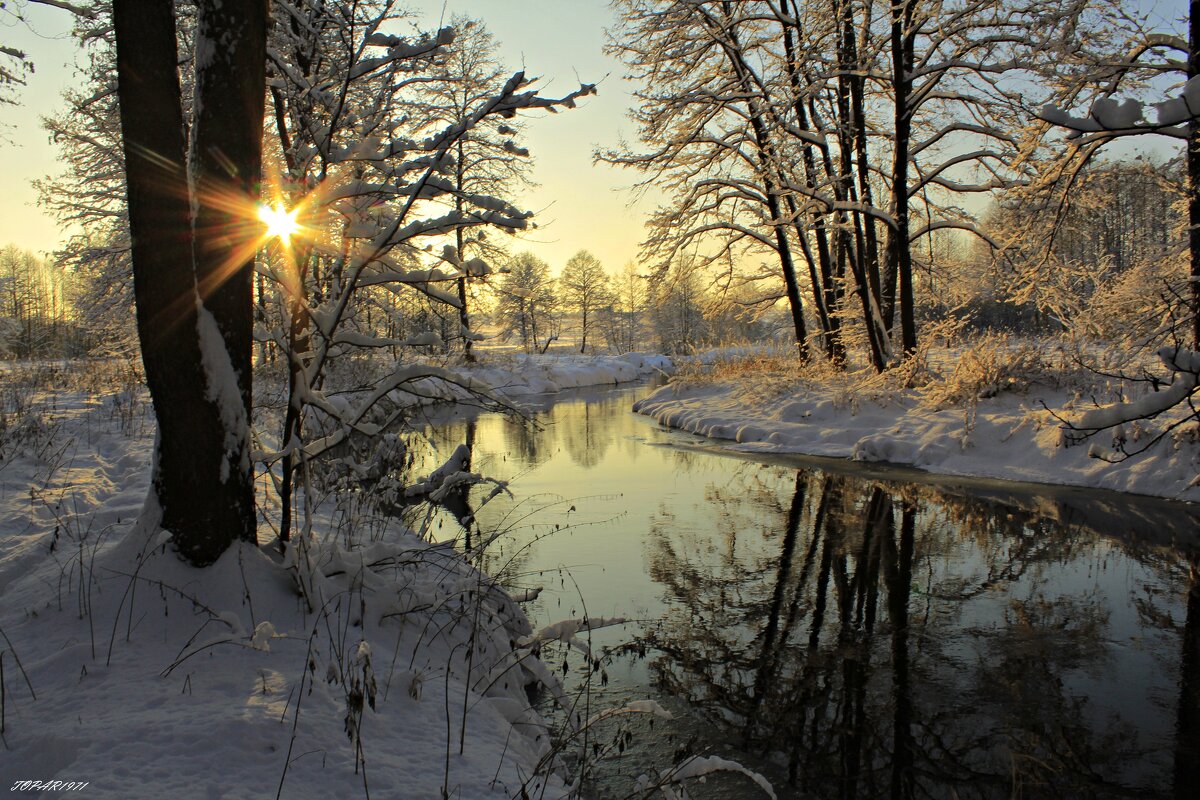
[113,0,266,565]
[888,0,918,355]
[707,6,808,360]
[780,11,841,362]
[1189,0,1200,350]
[455,140,475,362]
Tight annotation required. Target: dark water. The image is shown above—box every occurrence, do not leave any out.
[398,383,1200,799]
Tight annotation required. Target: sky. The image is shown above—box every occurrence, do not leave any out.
[0,1,653,276]
[0,1,1190,275]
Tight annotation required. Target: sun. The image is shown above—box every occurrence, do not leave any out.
[258,204,300,242]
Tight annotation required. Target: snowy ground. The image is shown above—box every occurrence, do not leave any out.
[10,340,1190,798]
[633,345,1200,504]
[0,354,695,800]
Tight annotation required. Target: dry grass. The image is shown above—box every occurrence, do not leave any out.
[668,333,1085,417]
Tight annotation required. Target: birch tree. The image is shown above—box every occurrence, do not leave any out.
[558,250,612,353]
[494,251,559,353]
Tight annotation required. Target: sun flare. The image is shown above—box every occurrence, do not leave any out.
[258,204,300,242]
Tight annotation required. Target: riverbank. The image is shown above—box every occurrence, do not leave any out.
[0,359,591,799]
[633,347,1200,504]
[465,352,673,397]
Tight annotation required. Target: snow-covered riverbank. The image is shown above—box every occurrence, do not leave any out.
[633,354,1200,504]
[0,356,677,799]
[467,352,673,397]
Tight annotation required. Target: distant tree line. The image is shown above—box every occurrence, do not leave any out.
[492,248,779,355]
[0,244,87,357]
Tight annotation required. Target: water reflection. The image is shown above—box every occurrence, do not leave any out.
[407,384,1199,799]
[643,469,1196,798]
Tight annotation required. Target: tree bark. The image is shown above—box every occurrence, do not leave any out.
[113,0,266,565]
[1189,0,1200,350]
[455,140,475,362]
[887,0,918,355]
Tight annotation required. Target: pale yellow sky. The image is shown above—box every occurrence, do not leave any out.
[0,1,653,276]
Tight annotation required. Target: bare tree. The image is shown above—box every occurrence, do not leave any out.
[412,17,536,361]
[1040,1,1200,349]
[260,4,594,543]
[601,260,648,354]
[494,251,559,353]
[558,250,612,353]
[604,0,811,360]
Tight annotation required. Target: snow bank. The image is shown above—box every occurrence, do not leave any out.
[0,528,567,799]
[465,352,673,398]
[633,379,1200,503]
[346,351,674,414]
[0,378,573,798]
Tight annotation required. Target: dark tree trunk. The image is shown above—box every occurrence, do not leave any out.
[113,0,266,566]
[455,140,475,362]
[887,0,918,355]
[781,12,841,362]
[706,5,808,360]
[1176,553,1200,798]
[1189,0,1200,350]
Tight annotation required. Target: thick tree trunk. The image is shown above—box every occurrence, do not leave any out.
[113,0,266,565]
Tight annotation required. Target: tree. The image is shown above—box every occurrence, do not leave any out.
[1040,2,1200,349]
[113,0,267,565]
[986,157,1182,334]
[558,250,611,353]
[600,260,648,354]
[494,252,559,353]
[37,22,135,355]
[650,256,710,354]
[605,0,812,360]
[607,0,1084,370]
[0,245,73,356]
[258,4,593,545]
[413,17,535,361]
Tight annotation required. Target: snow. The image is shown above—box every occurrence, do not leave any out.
[11,343,1193,798]
[0,363,595,799]
[197,304,250,482]
[0,353,694,799]
[464,352,673,398]
[650,756,776,799]
[1074,347,1199,432]
[633,353,1200,503]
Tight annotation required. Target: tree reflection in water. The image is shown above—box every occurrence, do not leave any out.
[380,386,1197,799]
[643,469,1192,799]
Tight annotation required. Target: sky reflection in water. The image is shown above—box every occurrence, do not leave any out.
[401,384,1200,799]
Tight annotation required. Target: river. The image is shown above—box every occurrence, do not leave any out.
[397,381,1200,799]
